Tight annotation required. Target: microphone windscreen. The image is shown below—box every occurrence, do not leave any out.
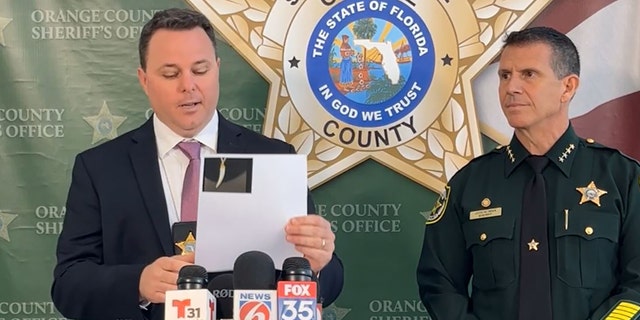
[208,274,234,319]
[281,257,313,281]
[179,265,208,279]
[232,251,276,290]
[177,265,208,289]
[282,257,311,272]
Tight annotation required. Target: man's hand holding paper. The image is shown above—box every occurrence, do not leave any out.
[285,215,335,273]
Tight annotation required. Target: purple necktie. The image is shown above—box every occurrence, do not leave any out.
[178,141,201,222]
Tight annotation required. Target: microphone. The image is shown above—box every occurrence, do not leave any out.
[165,265,216,320]
[281,257,313,281]
[208,274,234,320]
[178,264,209,290]
[277,257,318,320]
[233,251,277,320]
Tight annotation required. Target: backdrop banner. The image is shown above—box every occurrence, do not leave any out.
[0,1,637,319]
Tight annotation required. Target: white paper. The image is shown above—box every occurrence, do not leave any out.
[195,154,306,272]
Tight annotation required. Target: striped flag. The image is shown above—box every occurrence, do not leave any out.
[474,0,640,160]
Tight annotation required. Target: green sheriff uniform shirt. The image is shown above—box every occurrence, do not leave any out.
[417,126,640,320]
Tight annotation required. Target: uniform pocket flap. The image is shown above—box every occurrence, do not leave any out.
[555,210,619,242]
[463,216,516,249]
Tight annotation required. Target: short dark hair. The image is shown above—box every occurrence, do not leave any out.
[502,26,580,78]
[138,8,217,70]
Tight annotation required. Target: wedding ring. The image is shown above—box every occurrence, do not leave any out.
[321,238,326,249]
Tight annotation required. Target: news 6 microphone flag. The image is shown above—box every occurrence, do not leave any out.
[1,1,638,320]
[233,251,277,320]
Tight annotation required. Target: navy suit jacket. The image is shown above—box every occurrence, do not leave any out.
[52,116,344,320]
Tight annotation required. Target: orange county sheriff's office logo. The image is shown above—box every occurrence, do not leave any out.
[189,0,550,191]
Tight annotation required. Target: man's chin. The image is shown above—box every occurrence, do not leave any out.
[506,119,531,130]
[174,123,204,138]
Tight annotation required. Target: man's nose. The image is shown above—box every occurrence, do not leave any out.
[179,74,196,92]
[505,76,523,94]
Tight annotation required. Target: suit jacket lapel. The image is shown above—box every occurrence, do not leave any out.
[130,119,173,255]
[217,114,245,153]
[126,114,242,256]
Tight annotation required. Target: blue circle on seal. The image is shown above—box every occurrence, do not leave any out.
[307,0,435,128]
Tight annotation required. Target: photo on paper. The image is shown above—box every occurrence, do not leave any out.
[202,157,253,193]
[196,154,306,271]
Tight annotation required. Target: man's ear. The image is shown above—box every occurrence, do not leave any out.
[137,67,149,96]
[561,74,580,103]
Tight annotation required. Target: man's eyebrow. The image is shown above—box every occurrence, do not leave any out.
[158,63,179,70]
[157,60,211,69]
[193,60,211,66]
[497,67,539,74]
[520,67,539,73]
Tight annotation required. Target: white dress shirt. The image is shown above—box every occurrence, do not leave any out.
[153,111,219,225]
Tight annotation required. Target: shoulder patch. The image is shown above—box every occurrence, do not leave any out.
[427,185,451,225]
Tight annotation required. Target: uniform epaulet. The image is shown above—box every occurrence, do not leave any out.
[492,144,508,153]
[582,138,640,166]
[582,137,604,148]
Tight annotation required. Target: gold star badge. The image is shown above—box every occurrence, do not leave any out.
[576,181,607,207]
[527,239,539,251]
[175,231,196,255]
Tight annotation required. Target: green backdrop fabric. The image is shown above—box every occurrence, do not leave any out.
[1,1,638,319]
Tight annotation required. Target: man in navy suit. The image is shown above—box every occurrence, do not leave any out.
[52,8,343,320]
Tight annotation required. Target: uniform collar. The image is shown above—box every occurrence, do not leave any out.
[504,125,580,178]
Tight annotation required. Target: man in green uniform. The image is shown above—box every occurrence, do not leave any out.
[416,26,640,320]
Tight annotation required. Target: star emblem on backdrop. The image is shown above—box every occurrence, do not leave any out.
[83,100,127,144]
[0,16,12,47]
[188,0,551,192]
[0,210,18,242]
[322,304,351,320]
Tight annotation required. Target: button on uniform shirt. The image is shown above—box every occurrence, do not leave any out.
[417,126,640,320]
[154,112,219,225]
